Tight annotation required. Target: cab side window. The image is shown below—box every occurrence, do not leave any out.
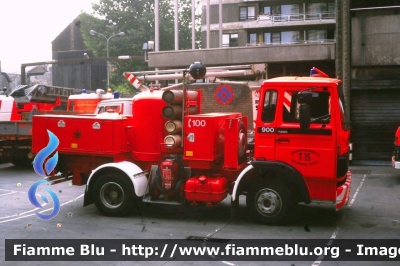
[97,106,105,114]
[261,90,277,122]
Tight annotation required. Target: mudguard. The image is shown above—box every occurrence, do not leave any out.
[86,161,148,198]
[232,160,311,204]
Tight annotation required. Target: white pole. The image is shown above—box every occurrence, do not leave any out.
[174,0,179,51]
[155,0,160,84]
[219,0,222,48]
[155,0,159,52]
[207,0,210,48]
[192,0,196,49]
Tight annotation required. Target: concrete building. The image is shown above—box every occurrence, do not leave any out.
[26,65,52,86]
[52,17,107,90]
[349,3,400,164]
[0,61,12,93]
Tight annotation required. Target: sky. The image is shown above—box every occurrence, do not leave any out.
[0,0,100,74]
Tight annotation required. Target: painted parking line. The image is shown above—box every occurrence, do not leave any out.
[0,191,19,197]
[312,174,366,266]
[0,193,84,224]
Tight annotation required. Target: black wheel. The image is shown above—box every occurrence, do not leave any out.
[246,180,293,224]
[93,172,135,216]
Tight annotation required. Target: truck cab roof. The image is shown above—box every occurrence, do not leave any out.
[263,76,341,84]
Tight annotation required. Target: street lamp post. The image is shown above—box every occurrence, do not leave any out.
[90,30,125,89]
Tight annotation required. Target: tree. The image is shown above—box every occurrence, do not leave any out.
[80,0,201,94]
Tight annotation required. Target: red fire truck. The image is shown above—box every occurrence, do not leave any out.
[0,86,113,166]
[31,63,351,224]
[392,127,400,168]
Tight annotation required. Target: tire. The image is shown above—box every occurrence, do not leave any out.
[93,172,135,216]
[246,180,293,225]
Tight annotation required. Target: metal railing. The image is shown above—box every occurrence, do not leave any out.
[257,12,335,22]
[245,39,335,47]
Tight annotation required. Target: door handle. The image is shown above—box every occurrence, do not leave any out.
[276,138,290,143]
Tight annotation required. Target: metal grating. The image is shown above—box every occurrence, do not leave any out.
[185,236,230,244]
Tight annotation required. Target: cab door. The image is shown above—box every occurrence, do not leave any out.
[254,89,278,161]
[274,86,337,202]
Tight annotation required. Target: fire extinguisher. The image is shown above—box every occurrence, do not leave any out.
[156,157,180,192]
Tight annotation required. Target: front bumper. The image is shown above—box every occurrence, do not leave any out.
[392,156,400,169]
[336,170,352,210]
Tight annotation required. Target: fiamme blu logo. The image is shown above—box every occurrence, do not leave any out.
[28,130,61,220]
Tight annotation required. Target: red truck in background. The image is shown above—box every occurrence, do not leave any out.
[0,85,114,166]
[392,127,400,168]
[32,63,351,224]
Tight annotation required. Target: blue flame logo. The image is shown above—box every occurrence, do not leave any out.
[29,130,60,220]
[33,130,59,176]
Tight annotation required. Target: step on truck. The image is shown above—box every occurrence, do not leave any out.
[31,63,352,224]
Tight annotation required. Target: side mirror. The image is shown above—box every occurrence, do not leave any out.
[297,91,312,104]
[299,104,311,130]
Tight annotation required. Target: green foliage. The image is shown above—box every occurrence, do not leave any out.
[79,0,202,94]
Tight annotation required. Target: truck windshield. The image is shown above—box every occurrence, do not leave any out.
[98,105,121,114]
[283,89,331,124]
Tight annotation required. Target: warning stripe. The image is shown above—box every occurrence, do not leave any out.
[124,73,142,89]
[328,96,331,114]
[283,91,292,112]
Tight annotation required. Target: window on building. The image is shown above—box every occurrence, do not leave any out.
[281,31,301,44]
[307,30,327,42]
[307,2,335,19]
[239,7,247,21]
[264,32,271,44]
[272,5,281,15]
[281,4,299,15]
[271,32,281,44]
[248,6,255,19]
[249,33,257,45]
[239,6,255,21]
[222,33,239,47]
[263,6,271,15]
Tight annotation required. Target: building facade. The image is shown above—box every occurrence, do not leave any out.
[204,0,337,77]
[52,17,107,91]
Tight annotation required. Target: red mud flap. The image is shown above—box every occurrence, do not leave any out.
[336,170,352,210]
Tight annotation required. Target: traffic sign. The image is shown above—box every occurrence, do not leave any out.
[214,84,234,105]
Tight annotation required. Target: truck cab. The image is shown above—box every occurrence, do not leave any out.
[235,74,351,224]
[95,98,133,116]
[0,91,21,121]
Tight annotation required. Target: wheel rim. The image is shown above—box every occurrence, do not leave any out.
[100,182,125,209]
[255,188,282,217]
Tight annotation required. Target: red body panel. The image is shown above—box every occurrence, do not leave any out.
[395,127,400,146]
[183,113,242,167]
[32,114,130,156]
[185,176,228,203]
[130,90,168,162]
